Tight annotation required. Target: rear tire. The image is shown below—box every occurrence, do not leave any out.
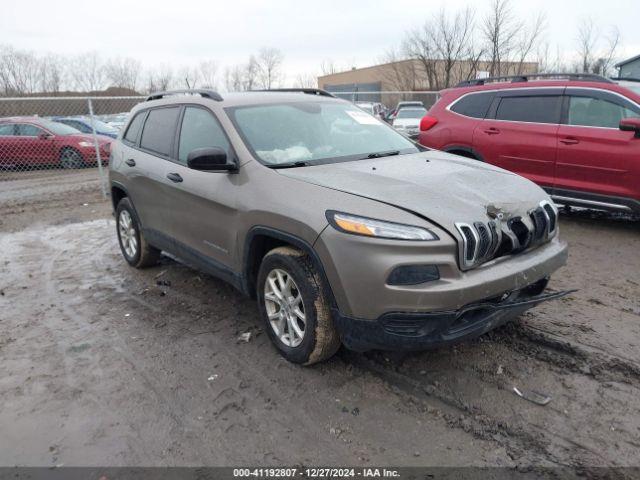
[115,197,160,268]
[257,246,341,365]
[59,148,85,169]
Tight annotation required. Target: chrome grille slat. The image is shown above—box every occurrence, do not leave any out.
[455,200,557,271]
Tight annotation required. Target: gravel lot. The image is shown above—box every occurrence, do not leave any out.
[1,170,639,472]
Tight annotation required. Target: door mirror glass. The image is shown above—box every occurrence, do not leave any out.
[619,118,640,137]
[187,147,236,171]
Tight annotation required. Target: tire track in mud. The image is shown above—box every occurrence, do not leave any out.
[341,318,640,470]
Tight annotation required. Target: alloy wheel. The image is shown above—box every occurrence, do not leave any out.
[118,210,138,258]
[264,268,306,347]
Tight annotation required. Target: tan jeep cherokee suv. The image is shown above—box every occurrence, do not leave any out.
[109,88,569,365]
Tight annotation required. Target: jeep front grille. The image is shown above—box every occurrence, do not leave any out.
[456,200,557,270]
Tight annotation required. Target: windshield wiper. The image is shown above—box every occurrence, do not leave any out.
[267,161,310,169]
[364,150,400,159]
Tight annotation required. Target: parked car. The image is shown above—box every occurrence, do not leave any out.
[109,88,569,365]
[418,73,640,214]
[355,101,386,119]
[392,106,428,139]
[52,116,119,139]
[102,114,128,131]
[0,117,112,169]
[386,100,425,123]
[611,77,640,95]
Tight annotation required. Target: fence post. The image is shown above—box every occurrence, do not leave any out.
[87,98,108,199]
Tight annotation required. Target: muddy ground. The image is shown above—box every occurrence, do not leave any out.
[1,169,639,473]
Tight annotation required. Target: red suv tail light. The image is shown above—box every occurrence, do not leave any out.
[420,116,438,131]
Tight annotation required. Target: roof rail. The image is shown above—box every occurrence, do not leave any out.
[455,73,614,88]
[252,88,335,98]
[146,89,223,102]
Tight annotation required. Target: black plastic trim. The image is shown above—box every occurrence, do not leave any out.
[241,226,338,308]
[144,228,243,291]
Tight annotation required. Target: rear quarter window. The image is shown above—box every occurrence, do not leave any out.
[450,92,494,118]
[123,111,146,145]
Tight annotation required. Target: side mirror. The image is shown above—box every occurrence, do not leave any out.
[187,147,236,172]
[38,132,52,140]
[619,118,640,138]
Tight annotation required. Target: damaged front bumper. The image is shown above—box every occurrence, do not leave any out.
[333,279,575,352]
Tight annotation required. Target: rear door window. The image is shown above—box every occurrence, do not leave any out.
[495,96,562,124]
[450,92,494,119]
[139,107,180,156]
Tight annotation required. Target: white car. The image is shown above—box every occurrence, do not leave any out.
[392,107,427,138]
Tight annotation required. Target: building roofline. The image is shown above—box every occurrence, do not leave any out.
[616,54,640,68]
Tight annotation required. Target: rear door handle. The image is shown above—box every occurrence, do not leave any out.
[484,128,500,135]
[125,158,136,167]
[166,172,183,183]
[560,137,579,145]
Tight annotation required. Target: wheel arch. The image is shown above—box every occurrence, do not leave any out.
[110,182,128,212]
[242,227,337,309]
[443,145,485,161]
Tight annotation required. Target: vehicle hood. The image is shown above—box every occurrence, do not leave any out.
[277,150,549,235]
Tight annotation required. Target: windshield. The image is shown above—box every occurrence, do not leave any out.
[396,108,427,119]
[228,101,419,166]
[40,120,82,135]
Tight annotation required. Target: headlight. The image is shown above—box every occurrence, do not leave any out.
[78,141,94,147]
[327,211,438,241]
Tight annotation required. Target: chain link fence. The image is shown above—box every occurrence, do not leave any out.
[0,91,437,201]
[0,96,144,197]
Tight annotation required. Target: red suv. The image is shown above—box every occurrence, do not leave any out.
[419,74,640,214]
[0,117,112,169]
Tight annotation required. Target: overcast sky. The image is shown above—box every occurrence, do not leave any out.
[1,0,638,84]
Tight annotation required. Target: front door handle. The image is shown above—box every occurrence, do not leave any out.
[166,172,183,183]
[484,127,500,135]
[560,137,579,145]
[125,158,136,167]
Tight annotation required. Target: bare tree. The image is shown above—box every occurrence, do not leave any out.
[255,47,284,89]
[104,57,141,91]
[379,48,419,91]
[38,54,65,93]
[513,13,546,74]
[482,0,522,76]
[294,72,318,88]
[243,55,259,90]
[69,52,106,92]
[0,45,41,95]
[320,59,339,76]
[179,66,200,89]
[224,65,244,92]
[199,60,218,89]
[403,27,440,90]
[577,18,598,73]
[594,26,621,76]
[146,64,174,93]
[429,7,476,88]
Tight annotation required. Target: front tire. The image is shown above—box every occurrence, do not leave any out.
[115,197,160,268]
[257,246,341,365]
